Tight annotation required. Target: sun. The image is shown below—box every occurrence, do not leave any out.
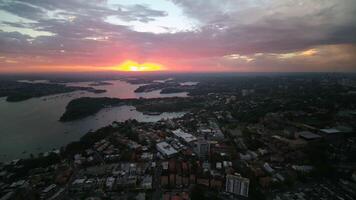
[130,66,139,71]
[112,60,165,72]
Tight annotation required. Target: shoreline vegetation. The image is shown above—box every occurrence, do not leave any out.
[0,80,105,102]
[59,96,203,122]
[88,81,113,86]
[133,81,196,94]
[0,77,199,103]
[59,97,123,122]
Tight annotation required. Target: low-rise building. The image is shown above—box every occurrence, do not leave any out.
[172,129,197,144]
[194,139,210,159]
[156,141,178,158]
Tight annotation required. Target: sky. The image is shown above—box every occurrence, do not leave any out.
[0,0,355,73]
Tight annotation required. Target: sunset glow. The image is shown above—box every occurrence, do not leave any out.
[0,0,355,73]
[111,60,165,72]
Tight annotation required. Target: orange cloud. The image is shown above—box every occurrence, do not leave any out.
[300,49,317,56]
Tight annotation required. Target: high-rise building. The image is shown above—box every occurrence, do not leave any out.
[225,174,249,197]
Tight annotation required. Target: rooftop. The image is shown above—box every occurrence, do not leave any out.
[156,141,178,157]
[172,129,197,143]
[320,128,341,134]
[298,131,322,140]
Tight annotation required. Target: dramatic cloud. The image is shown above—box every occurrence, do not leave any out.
[0,0,355,73]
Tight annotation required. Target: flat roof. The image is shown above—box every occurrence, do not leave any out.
[320,128,341,134]
[172,129,197,143]
[298,131,322,140]
[42,184,56,193]
[156,141,178,156]
[72,178,86,184]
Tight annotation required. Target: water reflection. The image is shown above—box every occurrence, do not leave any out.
[0,80,187,161]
